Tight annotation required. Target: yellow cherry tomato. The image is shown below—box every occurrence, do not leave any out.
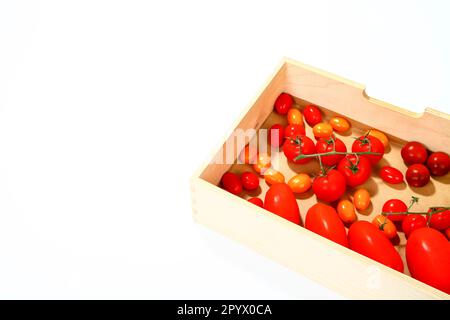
[264,168,285,185]
[313,122,333,138]
[353,188,371,211]
[287,173,311,194]
[367,129,389,149]
[287,108,304,125]
[337,199,357,224]
[372,215,397,239]
[329,116,350,132]
[253,153,271,174]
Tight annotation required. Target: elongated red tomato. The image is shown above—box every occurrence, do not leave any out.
[264,183,302,225]
[315,137,347,166]
[305,203,348,247]
[268,124,285,148]
[303,104,322,126]
[221,172,242,195]
[248,197,263,207]
[379,166,404,184]
[274,93,293,115]
[406,228,450,294]
[348,221,404,272]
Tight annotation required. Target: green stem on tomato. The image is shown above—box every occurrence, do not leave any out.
[381,207,449,216]
[294,151,381,162]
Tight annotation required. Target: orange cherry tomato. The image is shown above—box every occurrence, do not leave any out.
[238,144,257,164]
[253,153,271,174]
[329,116,350,132]
[312,122,333,138]
[367,129,389,149]
[337,199,357,224]
[372,215,397,239]
[264,169,285,185]
[287,173,311,194]
[287,108,304,125]
[353,188,371,211]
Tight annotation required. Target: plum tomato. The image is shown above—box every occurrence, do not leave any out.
[379,166,404,184]
[367,129,389,149]
[284,124,305,138]
[240,171,259,191]
[305,203,349,247]
[337,155,371,187]
[406,228,450,294]
[329,116,350,132]
[337,199,357,224]
[382,199,408,222]
[348,221,404,272]
[313,122,333,139]
[353,188,371,211]
[405,164,430,188]
[402,214,427,238]
[287,173,311,194]
[351,135,384,165]
[274,92,293,115]
[429,208,450,230]
[264,169,285,185]
[221,172,242,195]
[426,151,450,176]
[287,108,303,125]
[264,183,301,225]
[303,104,322,126]
[248,197,263,207]
[238,144,257,164]
[372,215,397,239]
[401,141,428,165]
[268,124,285,148]
[312,169,346,202]
[283,135,316,164]
[315,137,347,166]
[253,153,271,174]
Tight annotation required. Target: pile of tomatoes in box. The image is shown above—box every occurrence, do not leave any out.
[220,92,450,294]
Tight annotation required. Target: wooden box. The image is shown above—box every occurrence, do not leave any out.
[190,58,450,299]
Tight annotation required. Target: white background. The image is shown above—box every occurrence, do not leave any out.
[0,0,449,299]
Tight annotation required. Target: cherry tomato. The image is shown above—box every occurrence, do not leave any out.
[406,228,450,294]
[315,137,347,166]
[382,199,408,222]
[367,129,389,149]
[426,151,450,176]
[248,197,263,207]
[372,215,397,239]
[313,122,333,139]
[351,135,384,165]
[253,153,271,174]
[379,166,404,184]
[329,116,350,132]
[287,173,311,194]
[337,199,357,224]
[303,104,322,126]
[401,141,427,165]
[287,108,303,125]
[264,169,285,185]
[429,208,450,230]
[402,214,427,238]
[283,135,316,164]
[268,124,285,148]
[284,124,305,138]
[312,169,346,202]
[238,144,257,164]
[337,155,371,187]
[305,203,349,247]
[264,183,301,225]
[220,172,242,195]
[240,172,260,191]
[348,221,404,272]
[353,188,371,211]
[405,164,430,187]
[274,92,293,115]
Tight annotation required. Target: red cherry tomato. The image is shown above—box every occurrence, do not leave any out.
[303,104,322,126]
[305,203,348,247]
[283,136,316,164]
[351,135,384,165]
[401,141,428,165]
[402,214,427,238]
[274,93,293,115]
[382,199,408,222]
[220,172,242,195]
[312,169,346,203]
[315,137,347,166]
[379,166,404,184]
[264,183,301,225]
[406,228,450,294]
[248,197,263,207]
[429,208,450,230]
[284,124,305,138]
[268,124,285,148]
[240,172,259,191]
[348,221,404,272]
[426,151,450,176]
[406,164,430,187]
[337,155,371,187]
